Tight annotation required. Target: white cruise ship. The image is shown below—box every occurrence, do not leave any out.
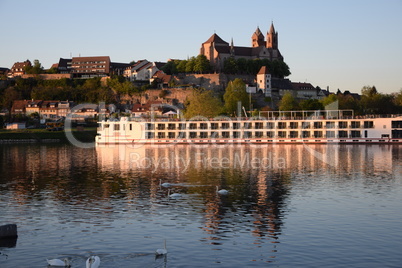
[96,110,402,144]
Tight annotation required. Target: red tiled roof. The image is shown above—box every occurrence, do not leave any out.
[203,33,229,45]
[291,82,315,91]
[258,66,270,75]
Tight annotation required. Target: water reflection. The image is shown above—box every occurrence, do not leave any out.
[0,144,401,267]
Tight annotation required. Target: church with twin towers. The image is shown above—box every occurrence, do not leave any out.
[200,22,283,72]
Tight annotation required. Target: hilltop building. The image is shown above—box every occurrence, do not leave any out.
[9,60,32,78]
[200,23,283,72]
[124,60,166,81]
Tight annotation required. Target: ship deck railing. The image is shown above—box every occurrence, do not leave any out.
[99,113,402,123]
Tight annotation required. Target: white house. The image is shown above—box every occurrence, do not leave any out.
[256,66,272,97]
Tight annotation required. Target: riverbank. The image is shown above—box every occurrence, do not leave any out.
[0,128,97,143]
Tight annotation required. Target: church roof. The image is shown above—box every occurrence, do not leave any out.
[253,27,264,39]
[214,45,271,58]
[203,33,229,45]
[269,22,276,34]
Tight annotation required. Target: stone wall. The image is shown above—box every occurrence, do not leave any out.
[21,74,72,80]
[179,73,255,92]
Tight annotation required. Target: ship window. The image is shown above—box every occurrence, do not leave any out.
[290,122,298,129]
[210,132,219,138]
[391,121,402,128]
[222,132,230,138]
[158,132,165,139]
[114,124,120,131]
[244,131,252,138]
[302,122,310,129]
[392,130,402,138]
[244,122,252,129]
[326,122,335,129]
[351,130,361,138]
[277,122,286,129]
[314,122,322,129]
[338,131,348,138]
[289,131,298,138]
[104,124,110,128]
[326,131,335,138]
[266,122,274,129]
[350,121,360,128]
[211,123,219,129]
[364,121,374,128]
[278,131,286,138]
[302,131,310,138]
[190,132,197,138]
[338,121,347,128]
[255,122,263,129]
[233,123,240,129]
[233,132,240,138]
[255,131,263,137]
[221,123,230,129]
[200,123,207,130]
[168,132,175,138]
[129,124,132,131]
[267,131,275,138]
[178,132,186,138]
[314,131,323,138]
[200,132,208,138]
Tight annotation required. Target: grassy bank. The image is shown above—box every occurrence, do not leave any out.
[0,128,97,143]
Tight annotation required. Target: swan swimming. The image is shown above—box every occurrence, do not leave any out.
[159,179,172,188]
[86,256,100,268]
[155,239,168,256]
[216,186,229,195]
[46,258,70,267]
[168,189,182,198]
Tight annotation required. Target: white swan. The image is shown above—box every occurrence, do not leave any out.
[86,256,100,268]
[159,179,172,188]
[168,189,182,199]
[216,186,229,195]
[46,258,70,267]
[155,239,168,256]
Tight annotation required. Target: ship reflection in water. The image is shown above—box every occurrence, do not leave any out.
[0,144,401,267]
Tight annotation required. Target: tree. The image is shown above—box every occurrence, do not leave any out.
[299,99,324,110]
[223,78,249,115]
[279,92,299,111]
[176,60,187,73]
[338,94,362,114]
[184,89,223,118]
[320,94,338,109]
[393,89,402,113]
[185,57,196,73]
[223,57,238,74]
[25,59,44,74]
[161,60,177,75]
[360,85,394,114]
[194,55,211,74]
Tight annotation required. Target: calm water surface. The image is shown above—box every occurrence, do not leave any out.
[0,143,401,267]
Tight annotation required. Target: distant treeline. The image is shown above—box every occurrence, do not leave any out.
[162,56,291,78]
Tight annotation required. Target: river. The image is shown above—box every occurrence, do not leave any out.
[1,143,401,267]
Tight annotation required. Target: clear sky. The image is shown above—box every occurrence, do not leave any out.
[1,0,401,94]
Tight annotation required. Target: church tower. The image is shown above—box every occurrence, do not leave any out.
[266,22,278,49]
[251,27,265,47]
